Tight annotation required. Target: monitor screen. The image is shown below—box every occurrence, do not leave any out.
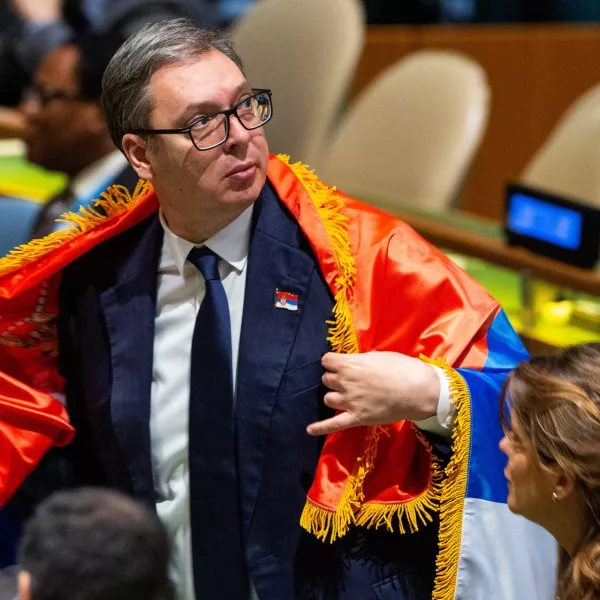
[507,192,583,251]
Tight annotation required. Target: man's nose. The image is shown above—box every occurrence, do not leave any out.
[225,113,251,148]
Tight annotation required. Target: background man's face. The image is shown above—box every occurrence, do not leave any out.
[141,49,270,214]
[21,45,105,176]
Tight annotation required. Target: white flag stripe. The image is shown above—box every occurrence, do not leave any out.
[455,498,557,600]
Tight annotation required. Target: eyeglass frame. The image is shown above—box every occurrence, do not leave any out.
[24,83,87,107]
[128,88,273,151]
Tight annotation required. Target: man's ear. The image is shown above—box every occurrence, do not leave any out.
[18,570,31,600]
[122,133,154,181]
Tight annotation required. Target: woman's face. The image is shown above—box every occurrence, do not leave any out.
[499,411,557,525]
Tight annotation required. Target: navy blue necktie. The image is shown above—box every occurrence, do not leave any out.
[187,246,249,599]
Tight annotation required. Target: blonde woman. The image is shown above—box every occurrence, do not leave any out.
[500,342,600,600]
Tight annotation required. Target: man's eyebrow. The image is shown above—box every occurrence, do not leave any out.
[175,83,254,127]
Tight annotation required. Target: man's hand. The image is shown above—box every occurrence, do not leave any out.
[10,0,62,22]
[306,351,440,436]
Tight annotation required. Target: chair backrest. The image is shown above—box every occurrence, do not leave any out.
[319,49,490,212]
[231,0,365,168]
[0,196,42,257]
[520,83,600,208]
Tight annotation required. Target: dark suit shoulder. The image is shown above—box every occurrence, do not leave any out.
[62,212,162,292]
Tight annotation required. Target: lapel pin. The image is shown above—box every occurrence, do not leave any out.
[274,289,298,311]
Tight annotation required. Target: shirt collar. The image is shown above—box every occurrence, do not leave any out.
[159,204,254,277]
[71,150,129,202]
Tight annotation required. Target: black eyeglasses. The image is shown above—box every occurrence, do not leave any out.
[24,84,84,107]
[129,89,273,151]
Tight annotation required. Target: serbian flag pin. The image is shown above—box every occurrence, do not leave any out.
[274,289,299,311]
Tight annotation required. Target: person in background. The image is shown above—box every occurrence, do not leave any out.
[17,487,172,600]
[500,342,600,600]
[0,0,215,103]
[21,31,138,239]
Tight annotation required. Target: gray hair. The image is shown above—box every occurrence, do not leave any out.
[102,18,244,151]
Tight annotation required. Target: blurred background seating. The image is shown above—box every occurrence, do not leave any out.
[319,49,489,211]
[0,195,42,256]
[520,83,600,209]
[232,0,365,168]
[350,24,600,221]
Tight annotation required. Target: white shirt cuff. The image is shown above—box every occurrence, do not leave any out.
[412,365,456,438]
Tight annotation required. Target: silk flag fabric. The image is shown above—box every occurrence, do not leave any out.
[0,155,555,598]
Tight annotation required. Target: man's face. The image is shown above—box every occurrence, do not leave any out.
[21,45,106,175]
[136,49,269,216]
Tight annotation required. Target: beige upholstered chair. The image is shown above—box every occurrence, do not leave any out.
[319,50,490,212]
[231,0,364,168]
[520,83,600,208]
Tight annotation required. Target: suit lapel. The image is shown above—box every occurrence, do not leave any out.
[99,214,163,503]
[236,183,316,539]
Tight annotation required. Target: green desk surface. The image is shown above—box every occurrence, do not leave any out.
[0,153,66,202]
[449,253,599,347]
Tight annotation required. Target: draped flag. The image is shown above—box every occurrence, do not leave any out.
[0,156,556,598]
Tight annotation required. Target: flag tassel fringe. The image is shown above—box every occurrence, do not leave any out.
[0,179,152,278]
[420,357,471,600]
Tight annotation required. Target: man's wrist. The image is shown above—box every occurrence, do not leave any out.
[416,363,441,420]
[412,365,455,438]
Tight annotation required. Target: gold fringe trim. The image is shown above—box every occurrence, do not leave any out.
[356,427,445,534]
[0,179,153,278]
[277,155,359,354]
[279,155,383,542]
[420,356,472,600]
[300,472,364,543]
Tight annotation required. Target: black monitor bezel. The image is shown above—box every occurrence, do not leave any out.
[504,183,600,269]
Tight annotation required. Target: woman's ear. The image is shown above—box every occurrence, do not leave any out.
[122,133,154,181]
[553,471,577,502]
[18,570,32,600]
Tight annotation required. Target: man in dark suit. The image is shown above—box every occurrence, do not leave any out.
[20,31,138,239]
[0,16,547,600]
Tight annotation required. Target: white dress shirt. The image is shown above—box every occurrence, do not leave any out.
[150,205,455,600]
[151,205,253,600]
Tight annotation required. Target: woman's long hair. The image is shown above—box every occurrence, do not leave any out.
[500,342,600,600]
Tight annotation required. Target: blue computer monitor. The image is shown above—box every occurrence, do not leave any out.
[505,184,600,268]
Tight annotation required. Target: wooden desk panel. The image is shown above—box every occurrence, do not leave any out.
[352,26,600,221]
